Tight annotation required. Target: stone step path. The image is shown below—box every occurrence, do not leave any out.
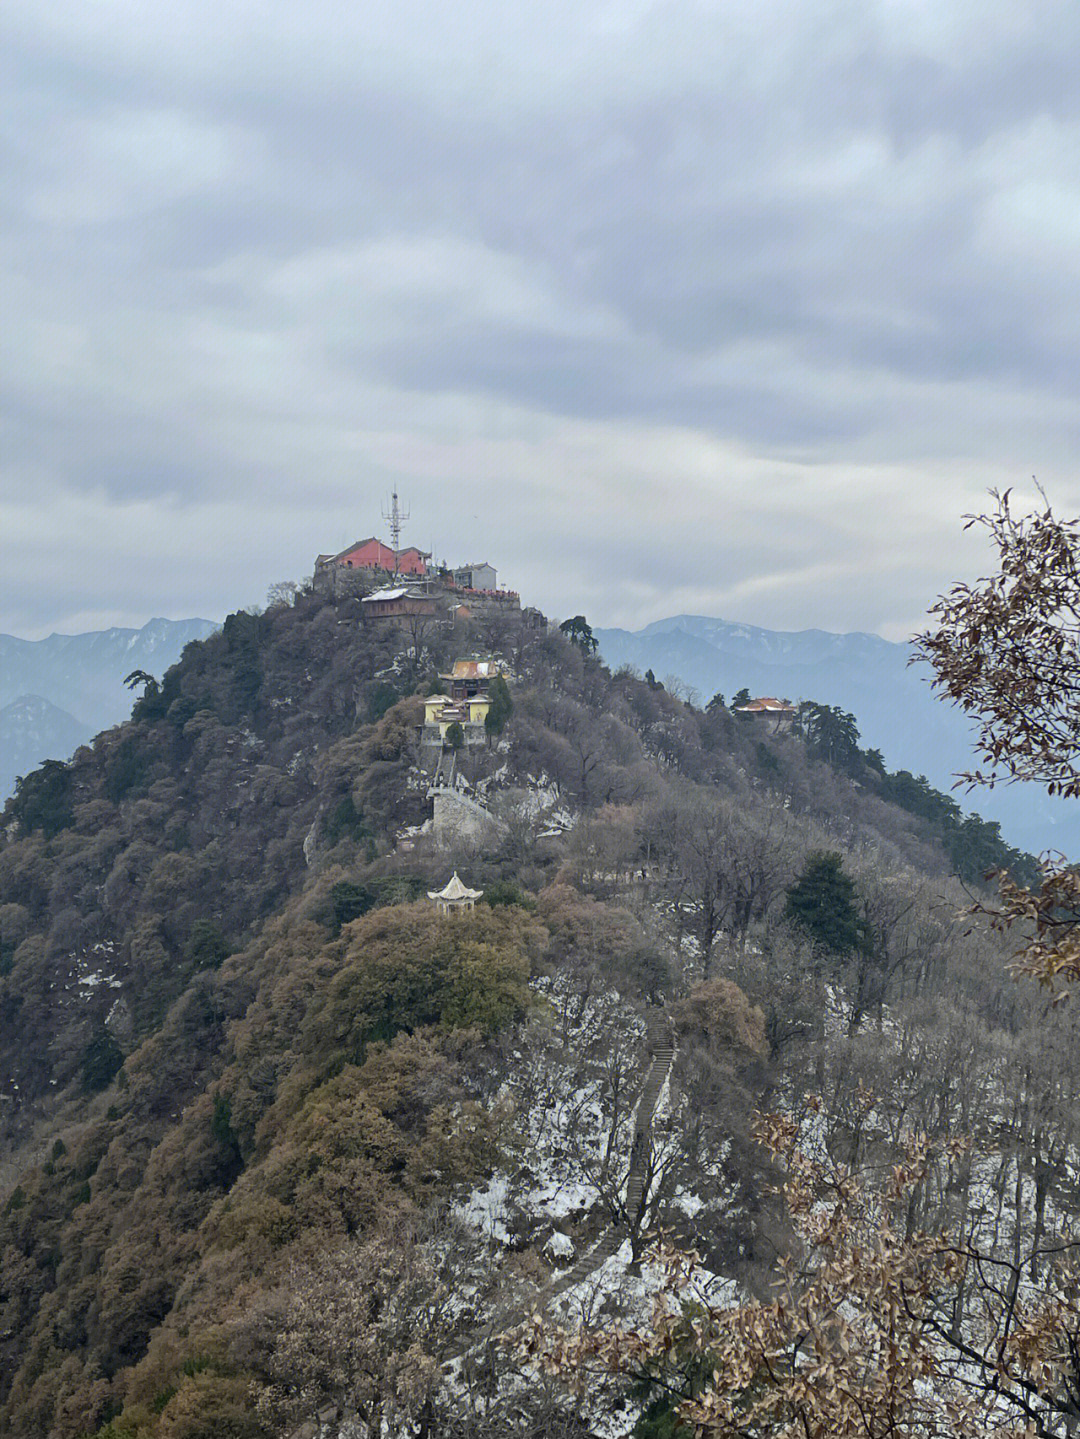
[624,1012,675,1225]
[541,1216,623,1304]
[430,748,456,789]
[448,1010,678,1370]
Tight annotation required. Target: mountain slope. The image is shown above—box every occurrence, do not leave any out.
[595,614,1075,856]
[0,588,1060,1438]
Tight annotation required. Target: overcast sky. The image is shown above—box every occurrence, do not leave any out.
[4,0,1080,641]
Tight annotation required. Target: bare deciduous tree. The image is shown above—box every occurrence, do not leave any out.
[520,1107,1080,1437]
[917,489,1080,986]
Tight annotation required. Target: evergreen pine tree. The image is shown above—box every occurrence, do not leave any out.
[445,720,465,750]
[784,851,867,955]
[484,674,513,737]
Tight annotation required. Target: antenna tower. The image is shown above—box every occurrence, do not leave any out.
[382,490,409,554]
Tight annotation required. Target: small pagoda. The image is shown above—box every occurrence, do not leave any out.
[428,872,483,914]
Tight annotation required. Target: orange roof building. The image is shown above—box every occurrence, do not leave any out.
[439,658,503,701]
[734,696,798,731]
[734,697,797,714]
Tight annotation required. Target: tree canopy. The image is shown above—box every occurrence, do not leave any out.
[784,850,868,956]
[916,488,1080,798]
[797,701,861,773]
[484,673,514,736]
[559,615,598,652]
[918,489,1080,983]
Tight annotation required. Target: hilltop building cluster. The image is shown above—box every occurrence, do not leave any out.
[419,657,515,847]
[313,497,535,625]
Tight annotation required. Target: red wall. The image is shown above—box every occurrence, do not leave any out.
[396,548,428,576]
[337,538,396,570]
[335,539,427,573]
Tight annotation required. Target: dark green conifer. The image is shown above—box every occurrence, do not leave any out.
[484,674,513,737]
[784,851,868,955]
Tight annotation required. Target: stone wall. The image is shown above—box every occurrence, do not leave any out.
[313,559,532,625]
[449,589,521,616]
[430,788,506,848]
[312,563,382,599]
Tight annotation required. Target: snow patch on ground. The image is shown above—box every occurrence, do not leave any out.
[545,1231,575,1263]
[517,774,575,834]
[454,1174,512,1246]
[71,941,123,998]
[454,975,647,1265]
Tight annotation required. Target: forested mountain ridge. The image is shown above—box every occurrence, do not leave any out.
[0,697,92,807]
[0,620,219,804]
[0,618,219,725]
[0,585,1068,1438]
[595,613,1078,856]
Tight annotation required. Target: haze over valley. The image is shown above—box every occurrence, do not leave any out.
[595,613,1077,856]
[0,619,217,803]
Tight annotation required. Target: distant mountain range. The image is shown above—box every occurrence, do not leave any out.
[2,610,1071,855]
[0,618,218,803]
[0,696,93,802]
[595,615,1076,857]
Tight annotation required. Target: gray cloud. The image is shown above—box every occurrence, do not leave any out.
[3,0,1080,639]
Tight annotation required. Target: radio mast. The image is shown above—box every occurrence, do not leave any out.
[382,490,409,554]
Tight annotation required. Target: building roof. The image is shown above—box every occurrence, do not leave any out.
[441,658,501,680]
[735,696,797,713]
[361,585,428,603]
[425,694,486,717]
[427,871,484,902]
[331,536,389,560]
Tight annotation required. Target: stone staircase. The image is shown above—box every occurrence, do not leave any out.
[540,1218,623,1306]
[624,1010,676,1227]
[429,748,457,790]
